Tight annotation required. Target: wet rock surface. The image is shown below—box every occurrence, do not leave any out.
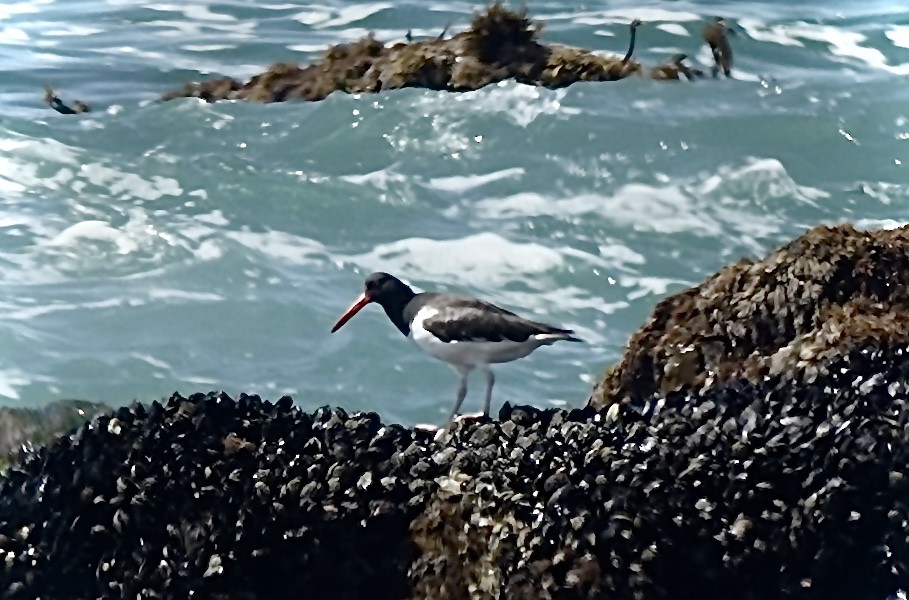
[1,394,441,599]
[3,224,909,598]
[161,4,643,104]
[2,377,909,598]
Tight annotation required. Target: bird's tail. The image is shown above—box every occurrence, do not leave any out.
[540,329,584,343]
[562,331,584,343]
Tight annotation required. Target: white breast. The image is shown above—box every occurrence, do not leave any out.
[408,305,556,367]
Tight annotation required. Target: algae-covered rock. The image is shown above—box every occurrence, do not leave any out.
[589,224,909,409]
[162,3,640,104]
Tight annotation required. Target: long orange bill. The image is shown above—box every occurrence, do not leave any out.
[330,292,372,333]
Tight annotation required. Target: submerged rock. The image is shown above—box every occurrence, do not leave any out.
[162,4,644,104]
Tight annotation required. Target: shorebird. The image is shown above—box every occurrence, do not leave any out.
[330,272,582,427]
[43,85,89,115]
[608,18,644,78]
[650,53,706,81]
[702,17,735,78]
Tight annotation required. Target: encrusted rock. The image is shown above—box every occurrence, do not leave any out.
[0,399,109,469]
[589,224,909,408]
[162,3,641,104]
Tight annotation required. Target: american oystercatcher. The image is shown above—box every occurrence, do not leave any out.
[330,272,582,427]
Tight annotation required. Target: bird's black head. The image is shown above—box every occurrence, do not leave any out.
[363,272,410,305]
[712,16,737,34]
[330,272,416,334]
[672,53,688,63]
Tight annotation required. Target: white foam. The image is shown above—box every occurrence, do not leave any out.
[130,353,172,370]
[740,19,909,74]
[195,240,223,261]
[412,83,578,131]
[295,3,392,28]
[147,3,237,21]
[853,219,909,231]
[0,369,28,400]
[94,44,164,59]
[341,168,408,190]
[2,298,125,321]
[737,18,806,47]
[0,138,79,194]
[47,220,139,255]
[566,8,700,26]
[623,276,691,301]
[598,244,646,266]
[79,163,183,201]
[613,183,723,235]
[292,9,333,26]
[857,182,905,205]
[145,18,255,37]
[0,2,39,20]
[184,375,220,386]
[44,25,105,37]
[473,192,604,219]
[194,210,230,226]
[0,136,81,165]
[10,208,216,284]
[887,26,909,49]
[182,44,235,52]
[225,230,327,265]
[469,83,579,128]
[348,232,565,288]
[790,24,887,67]
[699,158,829,203]
[148,289,223,302]
[0,173,25,194]
[428,168,524,193]
[287,43,331,53]
[474,187,723,236]
[656,23,690,37]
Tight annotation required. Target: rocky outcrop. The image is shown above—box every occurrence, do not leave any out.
[3,225,909,599]
[161,4,643,104]
[589,224,909,409]
[0,399,108,468]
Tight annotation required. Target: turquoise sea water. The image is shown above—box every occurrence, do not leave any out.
[0,0,907,425]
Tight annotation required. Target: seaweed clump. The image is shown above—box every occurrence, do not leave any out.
[162,3,640,104]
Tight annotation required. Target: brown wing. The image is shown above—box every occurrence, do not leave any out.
[416,296,574,343]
